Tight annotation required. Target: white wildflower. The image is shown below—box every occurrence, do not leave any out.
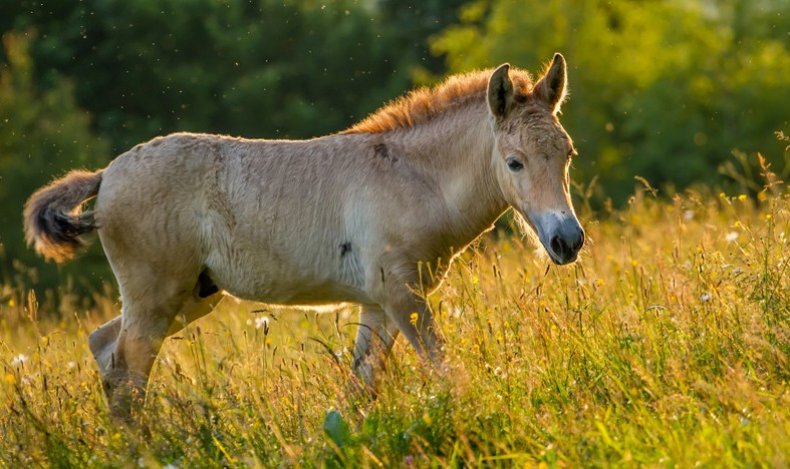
[700,293,711,302]
[11,354,27,367]
[725,232,739,242]
[255,316,270,330]
[683,210,694,221]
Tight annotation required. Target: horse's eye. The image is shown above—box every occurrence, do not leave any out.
[506,156,524,172]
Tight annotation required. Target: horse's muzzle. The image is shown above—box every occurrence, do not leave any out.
[530,211,585,265]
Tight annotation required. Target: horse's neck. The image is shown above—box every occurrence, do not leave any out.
[396,101,509,245]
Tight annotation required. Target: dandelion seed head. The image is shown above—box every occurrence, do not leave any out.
[255,316,269,330]
[11,354,27,367]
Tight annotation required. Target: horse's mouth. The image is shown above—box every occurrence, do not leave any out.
[547,249,578,265]
[528,210,585,266]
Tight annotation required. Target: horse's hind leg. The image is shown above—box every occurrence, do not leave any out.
[89,289,222,377]
[90,277,222,420]
[89,317,122,375]
[103,292,185,421]
[92,273,191,420]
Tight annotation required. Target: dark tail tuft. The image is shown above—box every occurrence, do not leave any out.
[23,169,104,263]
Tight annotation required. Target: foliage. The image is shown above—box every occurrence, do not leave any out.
[1,180,788,465]
[0,0,462,153]
[0,31,110,296]
[432,0,790,202]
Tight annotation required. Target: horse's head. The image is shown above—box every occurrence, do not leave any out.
[487,54,584,265]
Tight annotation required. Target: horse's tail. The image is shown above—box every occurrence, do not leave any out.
[24,169,104,263]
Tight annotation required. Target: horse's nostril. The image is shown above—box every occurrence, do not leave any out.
[574,230,585,251]
[550,235,567,257]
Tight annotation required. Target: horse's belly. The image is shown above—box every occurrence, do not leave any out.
[203,197,370,305]
[225,276,368,306]
[208,253,369,306]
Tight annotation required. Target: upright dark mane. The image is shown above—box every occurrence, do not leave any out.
[343,68,534,134]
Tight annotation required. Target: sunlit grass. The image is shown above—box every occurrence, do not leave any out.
[1,187,788,466]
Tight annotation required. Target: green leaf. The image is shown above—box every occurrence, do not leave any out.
[323,409,351,448]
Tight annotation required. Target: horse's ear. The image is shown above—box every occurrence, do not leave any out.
[487,63,515,120]
[534,53,568,114]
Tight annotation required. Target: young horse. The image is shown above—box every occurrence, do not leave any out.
[24,53,584,419]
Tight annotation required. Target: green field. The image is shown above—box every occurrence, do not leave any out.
[1,185,788,467]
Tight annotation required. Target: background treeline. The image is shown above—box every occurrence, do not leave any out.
[0,0,788,295]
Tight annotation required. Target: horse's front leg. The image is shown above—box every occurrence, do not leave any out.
[382,287,444,365]
[352,304,399,386]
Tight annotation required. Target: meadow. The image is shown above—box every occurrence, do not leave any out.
[1,178,788,466]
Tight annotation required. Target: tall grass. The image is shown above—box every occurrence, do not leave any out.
[1,182,788,466]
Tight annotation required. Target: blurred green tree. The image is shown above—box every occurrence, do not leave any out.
[377,0,468,82]
[0,31,110,293]
[0,0,448,154]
